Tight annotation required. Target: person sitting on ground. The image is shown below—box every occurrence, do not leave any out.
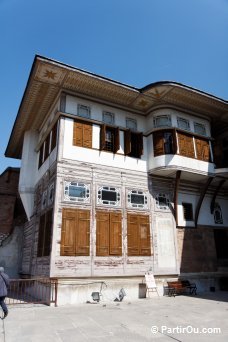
[0,267,10,319]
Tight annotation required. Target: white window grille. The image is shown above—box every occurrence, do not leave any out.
[156,193,170,210]
[153,115,171,128]
[64,181,90,203]
[103,111,115,125]
[126,118,137,131]
[97,186,121,206]
[177,117,190,131]
[194,122,206,136]
[77,104,91,118]
[127,190,148,209]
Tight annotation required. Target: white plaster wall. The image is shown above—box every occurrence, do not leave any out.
[62,118,147,172]
[65,95,146,131]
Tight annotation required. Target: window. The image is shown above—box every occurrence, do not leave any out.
[38,121,58,169]
[97,186,120,206]
[73,120,92,148]
[127,214,151,256]
[182,203,193,221]
[51,121,58,152]
[153,130,176,156]
[37,209,53,257]
[103,111,115,125]
[195,138,210,162]
[48,183,55,206]
[214,203,223,224]
[127,190,148,209]
[177,117,190,131]
[194,122,206,136]
[153,115,171,128]
[41,190,47,210]
[64,182,90,203]
[96,211,122,256]
[100,125,119,153]
[124,130,143,158]
[60,208,90,256]
[156,194,170,210]
[38,142,44,169]
[177,132,195,158]
[44,133,50,162]
[77,104,90,118]
[126,118,137,131]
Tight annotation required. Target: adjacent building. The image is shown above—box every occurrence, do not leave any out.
[5,55,228,303]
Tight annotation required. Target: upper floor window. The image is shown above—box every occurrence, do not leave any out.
[126,118,137,131]
[153,115,171,128]
[103,111,115,125]
[182,202,193,221]
[41,190,48,210]
[97,186,121,206]
[124,130,143,158]
[48,183,55,206]
[77,104,91,119]
[153,130,175,156]
[38,121,58,169]
[64,181,90,203]
[194,122,206,136]
[177,117,190,131]
[127,190,148,209]
[73,120,92,148]
[100,125,119,153]
[156,193,170,210]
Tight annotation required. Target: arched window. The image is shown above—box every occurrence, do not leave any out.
[214,203,223,224]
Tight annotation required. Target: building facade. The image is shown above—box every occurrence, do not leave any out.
[5,56,228,303]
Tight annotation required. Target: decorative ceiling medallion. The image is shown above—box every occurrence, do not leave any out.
[43,70,56,80]
[34,63,67,85]
[138,99,148,107]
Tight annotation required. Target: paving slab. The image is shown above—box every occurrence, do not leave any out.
[1,292,228,342]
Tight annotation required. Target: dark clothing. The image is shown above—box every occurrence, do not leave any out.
[0,271,9,317]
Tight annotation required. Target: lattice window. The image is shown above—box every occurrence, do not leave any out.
[97,186,121,206]
[153,115,171,128]
[156,194,170,210]
[182,202,193,221]
[127,190,148,209]
[194,122,206,136]
[103,111,115,125]
[126,118,137,131]
[64,182,90,203]
[77,104,91,118]
[177,117,190,131]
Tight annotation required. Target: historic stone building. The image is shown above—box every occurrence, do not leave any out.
[5,55,228,303]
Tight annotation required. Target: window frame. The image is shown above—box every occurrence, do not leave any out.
[155,193,170,211]
[37,209,53,257]
[153,115,172,128]
[126,118,137,131]
[100,124,120,153]
[64,181,90,203]
[97,186,121,206]
[177,117,190,131]
[127,189,148,209]
[102,111,115,125]
[182,202,194,221]
[77,104,91,119]
[194,122,206,136]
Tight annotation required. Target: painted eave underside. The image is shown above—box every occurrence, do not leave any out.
[5,55,228,159]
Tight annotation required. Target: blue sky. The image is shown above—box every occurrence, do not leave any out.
[0,0,227,174]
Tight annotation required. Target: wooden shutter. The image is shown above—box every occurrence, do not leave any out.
[76,210,90,255]
[127,214,139,256]
[37,214,45,257]
[138,215,151,256]
[96,211,109,256]
[83,122,92,148]
[177,132,194,158]
[61,209,76,256]
[109,212,122,255]
[137,133,144,157]
[43,209,53,256]
[195,138,210,162]
[124,129,131,155]
[73,121,83,146]
[100,124,106,150]
[114,127,120,153]
[153,131,164,156]
[51,121,58,152]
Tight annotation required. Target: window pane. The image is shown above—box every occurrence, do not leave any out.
[69,185,86,198]
[78,104,90,118]
[177,117,190,131]
[126,118,137,131]
[102,190,117,202]
[194,123,206,136]
[131,194,145,205]
[154,115,171,127]
[103,111,114,125]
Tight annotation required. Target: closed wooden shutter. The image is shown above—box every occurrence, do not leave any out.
[177,132,194,158]
[124,129,131,155]
[73,121,83,146]
[96,211,109,256]
[43,209,53,256]
[138,215,151,256]
[100,124,106,150]
[153,131,164,156]
[61,208,90,256]
[114,127,120,153]
[127,214,139,256]
[195,138,210,162]
[51,121,58,152]
[61,209,77,256]
[127,214,151,256]
[76,210,90,255]
[83,123,92,148]
[109,212,122,255]
[37,214,45,257]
